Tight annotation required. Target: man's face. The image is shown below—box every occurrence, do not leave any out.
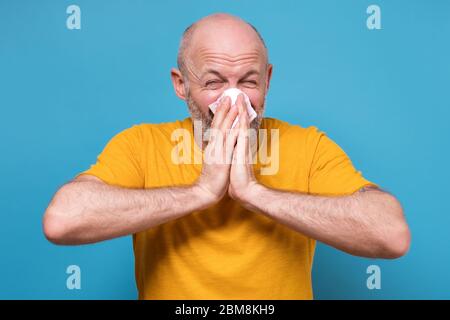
[181,21,272,132]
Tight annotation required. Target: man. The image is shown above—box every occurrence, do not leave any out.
[43,13,410,299]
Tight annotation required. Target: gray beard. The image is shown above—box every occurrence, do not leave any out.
[185,91,265,148]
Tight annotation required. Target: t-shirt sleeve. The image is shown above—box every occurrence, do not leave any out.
[77,125,145,188]
[308,127,378,196]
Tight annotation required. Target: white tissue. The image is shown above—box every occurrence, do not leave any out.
[208,88,257,129]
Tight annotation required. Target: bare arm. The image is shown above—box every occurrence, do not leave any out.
[228,103,410,259]
[43,174,214,245]
[241,184,411,259]
[43,96,239,245]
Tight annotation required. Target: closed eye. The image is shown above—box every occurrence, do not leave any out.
[205,80,221,85]
[205,80,224,89]
[241,80,258,87]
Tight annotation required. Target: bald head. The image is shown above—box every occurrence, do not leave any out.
[177,13,268,77]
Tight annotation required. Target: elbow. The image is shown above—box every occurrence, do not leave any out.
[378,198,411,259]
[381,223,411,259]
[43,208,71,245]
[43,182,94,245]
[43,196,84,245]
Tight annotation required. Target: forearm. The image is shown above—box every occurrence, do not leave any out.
[43,179,211,245]
[246,184,410,258]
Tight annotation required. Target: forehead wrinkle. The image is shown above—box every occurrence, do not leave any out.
[200,68,260,80]
[202,55,260,66]
[200,61,261,78]
[197,48,262,62]
[196,52,263,75]
[185,60,202,82]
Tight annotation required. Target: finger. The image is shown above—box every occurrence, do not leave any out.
[235,126,250,165]
[225,125,240,164]
[236,93,245,116]
[210,96,231,129]
[236,94,249,130]
[230,94,247,165]
[220,102,239,132]
[232,133,249,166]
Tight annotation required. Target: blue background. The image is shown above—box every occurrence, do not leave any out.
[1,0,449,299]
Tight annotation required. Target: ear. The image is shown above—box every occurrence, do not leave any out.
[171,68,187,100]
[265,64,273,92]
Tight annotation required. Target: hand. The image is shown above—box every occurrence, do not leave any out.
[228,94,260,209]
[195,96,240,205]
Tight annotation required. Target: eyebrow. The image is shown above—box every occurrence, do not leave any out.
[201,69,260,80]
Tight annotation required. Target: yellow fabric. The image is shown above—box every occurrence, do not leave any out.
[80,117,376,299]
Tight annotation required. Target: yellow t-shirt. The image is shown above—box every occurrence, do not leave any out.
[80,117,376,299]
